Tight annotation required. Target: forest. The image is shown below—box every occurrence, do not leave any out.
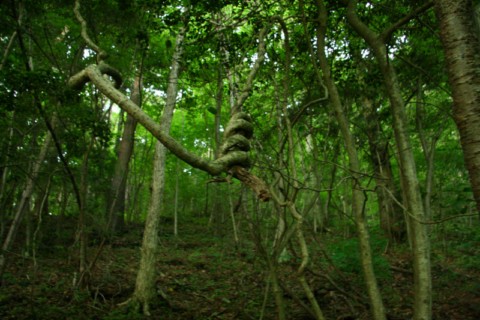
[0,0,479,319]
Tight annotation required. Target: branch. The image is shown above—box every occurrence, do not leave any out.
[347,0,434,47]
[231,26,268,114]
[346,0,380,47]
[0,31,17,71]
[230,166,270,201]
[380,1,434,43]
[74,0,108,61]
[68,61,122,89]
[72,0,123,87]
[381,185,476,225]
[69,63,273,202]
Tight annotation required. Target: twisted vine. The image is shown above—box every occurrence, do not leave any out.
[219,112,253,167]
[213,112,270,202]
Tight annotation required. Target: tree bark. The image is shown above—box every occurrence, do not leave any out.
[173,158,180,237]
[0,112,16,239]
[435,0,480,214]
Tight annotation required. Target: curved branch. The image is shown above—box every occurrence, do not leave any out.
[68,61,122,89]
[380,1,434,43]
[78,64,225,175]
[80,62,272,199]
[74,0,108,61]
[99,62,123,88]
[346,0,380,48]
[72,0,122,87]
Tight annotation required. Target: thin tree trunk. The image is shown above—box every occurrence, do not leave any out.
[346,2,432,319]
[108,70,143,234]
[77,135,95,288]
[309,136,325,233]
[214,59,223,159]
[272,15,326,320]
[313,2,387,318]
[173,158,179,237]
[362,97,404,243]
[32,174,52,269]
[0,1,23,71]
[415,78,441,222]
[27,181,50,257]
[209,53,225,235]
[435,0,480,214]
[130,25,186,315]
[173,113,185,237]
[227,184,239,245]
[0,116,56,279]
[269,83,287,320]
[0,112,16,239]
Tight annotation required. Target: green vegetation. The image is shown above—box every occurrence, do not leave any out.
[0,0,479,319]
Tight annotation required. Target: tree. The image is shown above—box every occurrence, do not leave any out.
[129,19,186,314]
[435,0,480,214]
[314,1,387,318]
[108,68,144,235]
[346,1,434,319]
[0,117,55,278]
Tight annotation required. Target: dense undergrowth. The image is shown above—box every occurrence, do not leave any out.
[1,217,479,319]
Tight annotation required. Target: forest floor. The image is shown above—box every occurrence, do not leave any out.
[0,218,479,320]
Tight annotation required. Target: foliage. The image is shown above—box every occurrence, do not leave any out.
[327,232,392,282]
[1,0,479,319]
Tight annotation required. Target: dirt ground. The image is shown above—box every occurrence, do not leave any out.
[1,222,479,319]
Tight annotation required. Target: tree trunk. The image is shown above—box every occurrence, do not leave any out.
[214,60,223,159]
[227,183,240,246]
[362,97,405,243]
[315,2,387,319]
[77,134,95,288]
[0,112,16,240]
[273,15,326,320]
[27,182,50,257]
[435,0,480,214]
[346,2,432,319]
[108,71,143,234]
[415,78,441,222]
[130,26,185,315]
[0,116,56,279]
[173,158,179,237]
[0,2,23,71]
[32,175,51,268]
